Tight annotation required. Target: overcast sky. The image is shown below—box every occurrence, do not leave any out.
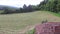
[0,0,43,7]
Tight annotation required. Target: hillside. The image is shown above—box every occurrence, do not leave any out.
[0,11,60,34]
[0,5,18,10]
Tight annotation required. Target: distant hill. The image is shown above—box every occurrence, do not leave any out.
[0,5,19,10]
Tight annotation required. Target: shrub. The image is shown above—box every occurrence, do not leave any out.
[26,29,35,34]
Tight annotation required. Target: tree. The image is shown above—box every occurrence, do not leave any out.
[52,0,58,13]
[38,0,60,13]
[23,4,28,12]
[20,8,23,13]
[27,5,33,12]
[23,4,27,9]
[3,7,9,14]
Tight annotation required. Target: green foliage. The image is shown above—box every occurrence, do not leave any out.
[50,12,60,17]
[26,29,35,34]
[38,0,60,13]
[32,5,40,10]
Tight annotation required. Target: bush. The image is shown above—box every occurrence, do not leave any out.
[26,29,35,34]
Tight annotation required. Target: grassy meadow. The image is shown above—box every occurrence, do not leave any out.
[0,11,60,34]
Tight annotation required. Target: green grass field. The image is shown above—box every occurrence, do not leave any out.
[0,11,60,34]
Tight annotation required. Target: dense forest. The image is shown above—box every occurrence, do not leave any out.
[38,0,60,13]
[0,0,60,14]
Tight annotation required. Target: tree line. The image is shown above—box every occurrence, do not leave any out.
[1,0,60,14]
[1,4,39,14]
[38,0,60,13]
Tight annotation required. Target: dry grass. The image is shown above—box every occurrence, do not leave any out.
[0,11,60,34]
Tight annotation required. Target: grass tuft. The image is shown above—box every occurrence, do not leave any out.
[26,29,35,34]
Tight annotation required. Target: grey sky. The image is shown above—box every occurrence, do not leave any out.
[0,0,44,7]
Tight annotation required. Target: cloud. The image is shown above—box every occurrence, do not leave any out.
[0,0,43,7]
